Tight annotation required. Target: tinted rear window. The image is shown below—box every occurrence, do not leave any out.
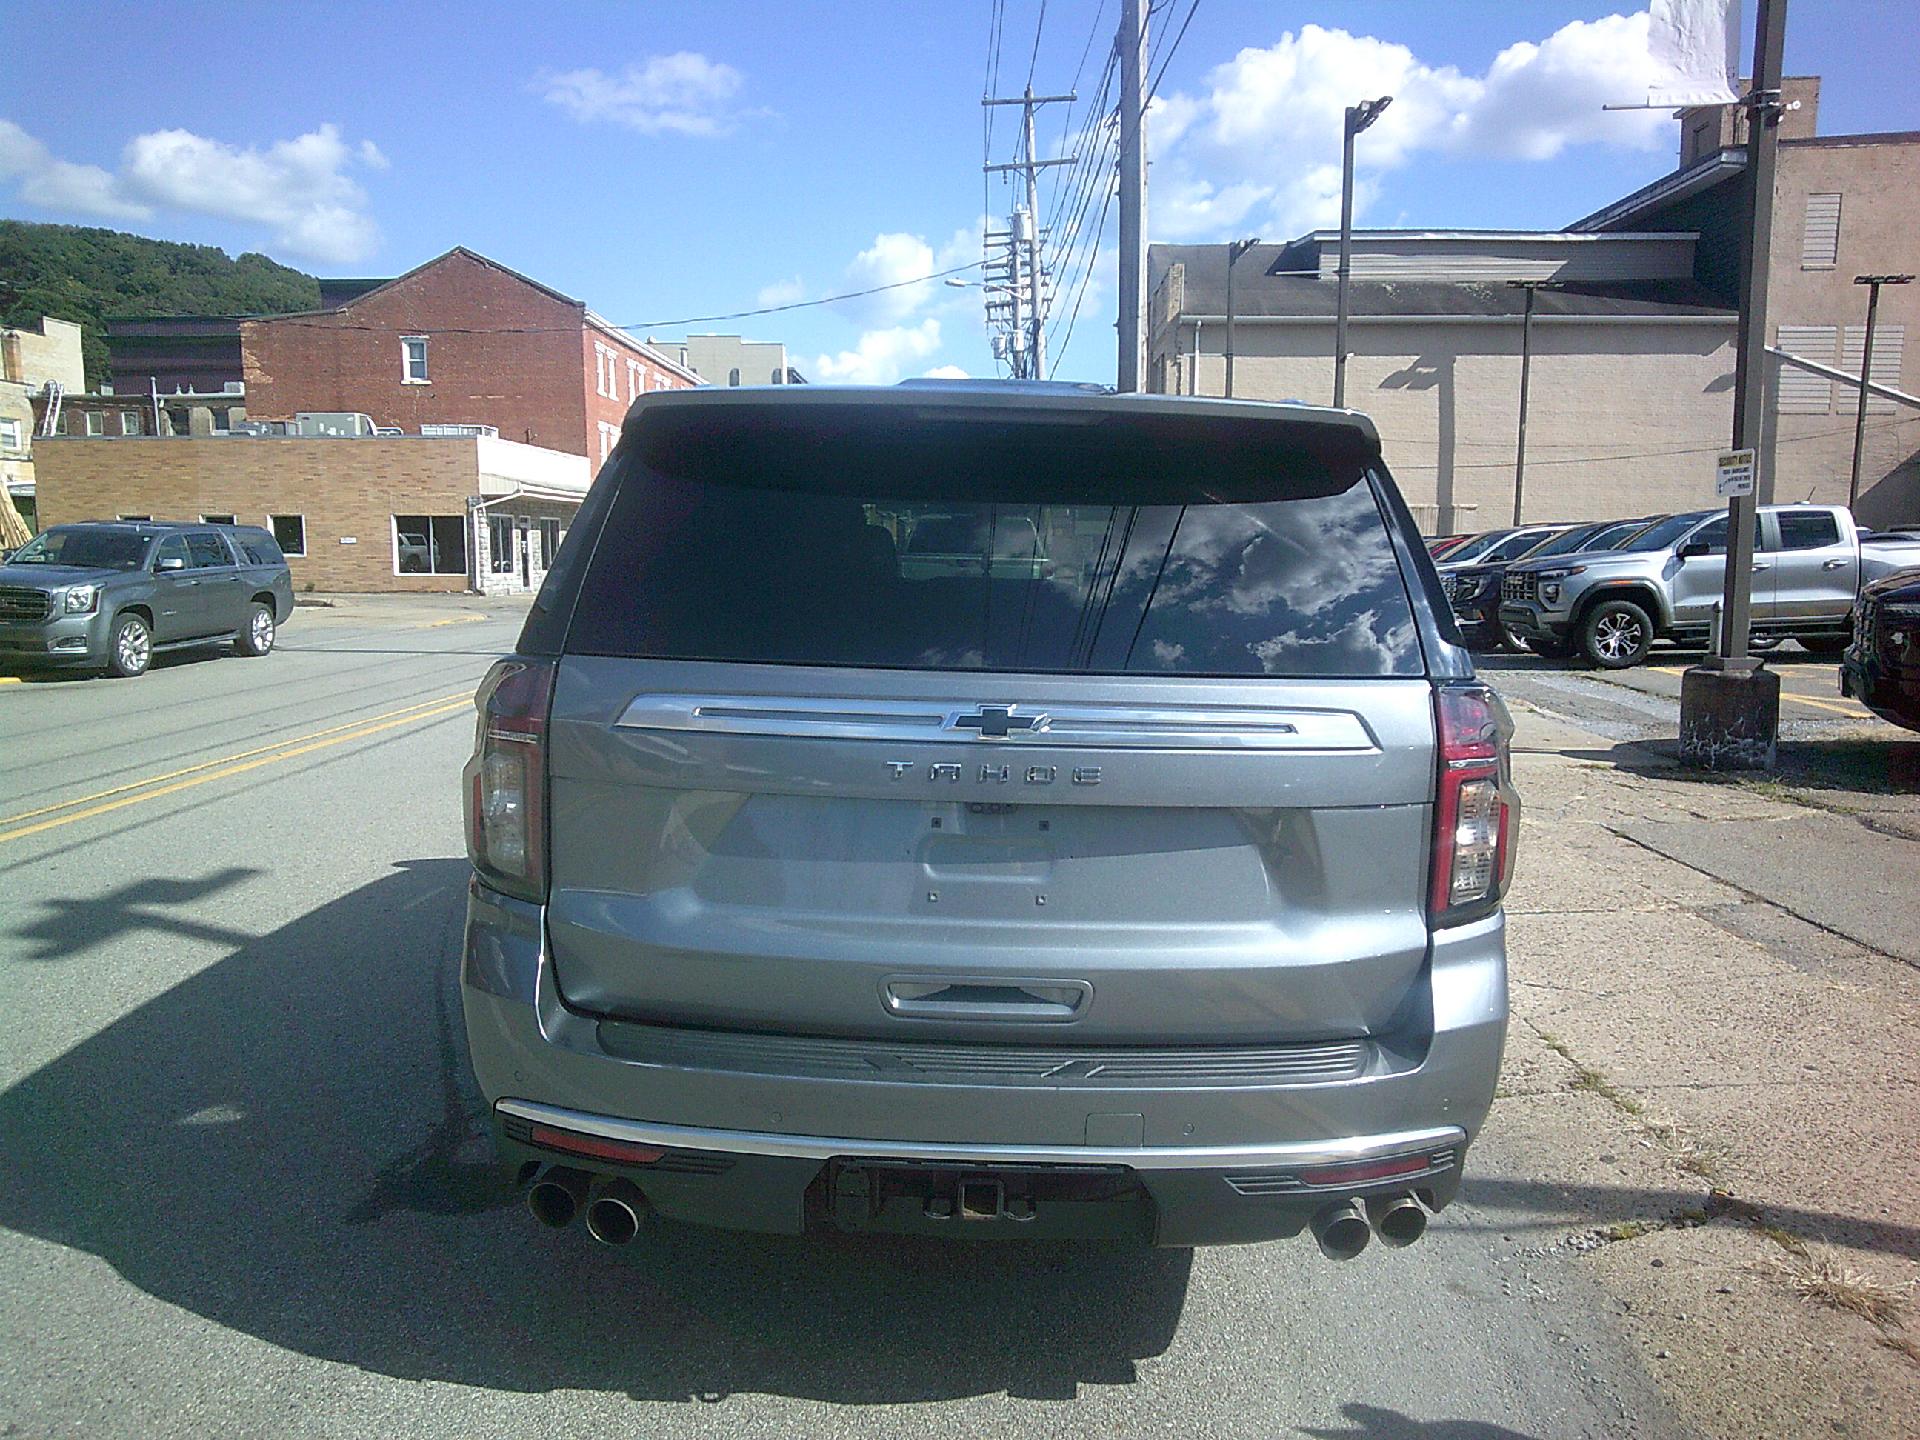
[566,425,1423,678]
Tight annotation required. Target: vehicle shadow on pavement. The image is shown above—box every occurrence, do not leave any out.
[0,858,1191,1404]
[1298,1403,1543,1439]
[1553,736,1920,797]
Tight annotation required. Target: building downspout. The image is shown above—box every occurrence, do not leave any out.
[1189,320,1203,396]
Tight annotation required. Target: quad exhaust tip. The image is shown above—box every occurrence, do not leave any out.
[526,1166,591,1229]
[1367,1194,1429,1248]
[1310,1199,1373,1261]
[584,1178,651,1246]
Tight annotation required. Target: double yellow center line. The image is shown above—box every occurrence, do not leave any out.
[0,691,474,845]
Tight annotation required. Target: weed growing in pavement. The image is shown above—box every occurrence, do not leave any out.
[1768,1255,1912,1329]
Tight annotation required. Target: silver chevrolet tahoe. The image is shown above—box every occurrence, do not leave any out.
[1501,503,1920,668]
[460,383,1516,1256]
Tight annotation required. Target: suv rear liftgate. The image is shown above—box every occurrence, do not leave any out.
[461,385,1515,1253]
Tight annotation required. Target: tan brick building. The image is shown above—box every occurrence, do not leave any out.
[33,434,589,594]
[241,248,699,463]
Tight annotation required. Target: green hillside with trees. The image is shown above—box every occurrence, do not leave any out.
[0,221,320,388]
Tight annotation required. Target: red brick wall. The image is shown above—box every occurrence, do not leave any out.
[241,251,593,456]
[583,324,697,466]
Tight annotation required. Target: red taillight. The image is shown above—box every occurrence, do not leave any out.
[1295,1154,1436,1188]
[464,658,555,902]
[527,1123,666,1166]
[1430,684,1518,925]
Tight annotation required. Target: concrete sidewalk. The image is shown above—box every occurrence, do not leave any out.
[1474,697,1920,1438]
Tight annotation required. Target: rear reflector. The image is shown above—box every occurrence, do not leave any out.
[1294,1154,1434,1188]
[527,1123,667,1167]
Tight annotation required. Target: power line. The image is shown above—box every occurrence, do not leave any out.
[263,260,990,336]
[1147,0,1201,101]
[1026,0,1049,88]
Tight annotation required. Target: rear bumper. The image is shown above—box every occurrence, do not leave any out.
[461,876,1506,1246]
[1842,649,1920,731]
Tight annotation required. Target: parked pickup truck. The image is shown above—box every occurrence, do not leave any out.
[0,521,293,678]
[1500,504,1920,668]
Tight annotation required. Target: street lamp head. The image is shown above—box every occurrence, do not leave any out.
[1346,96,1393,135]
[1228,237,1261,264]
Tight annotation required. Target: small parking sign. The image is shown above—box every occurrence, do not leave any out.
[1715,448,1756,497]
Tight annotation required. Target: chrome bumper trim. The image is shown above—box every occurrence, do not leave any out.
[494,1098,1466,1171]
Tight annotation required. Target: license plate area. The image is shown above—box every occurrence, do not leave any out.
[824,1159,1149,1240]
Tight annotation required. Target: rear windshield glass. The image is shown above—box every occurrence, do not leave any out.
[9,527,149,569]
[567,454,1423,678]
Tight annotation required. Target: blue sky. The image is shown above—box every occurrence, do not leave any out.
[4,1,1915,385]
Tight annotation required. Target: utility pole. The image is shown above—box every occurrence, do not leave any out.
[983,91,1076,380]
[1678,0,1787,771]
[1224,238,1259,398]
[1506,279,1559,524]
[1848,273,1913,507]
[1334,96,1392,409]
[1117,0,1147,391]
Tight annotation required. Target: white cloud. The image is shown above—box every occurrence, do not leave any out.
[812,318,944,385]
[921,364,970,380]
[757,276,805,307]
[0,119,383,262]
[844,231,938,326]
[1152,14,1672,240]
[538,52,748,137]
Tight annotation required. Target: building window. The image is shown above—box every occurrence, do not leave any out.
[597,420,619,462]
[269,514,307,556]
[1776,325,1837,413]
[209,407,232,433]
[119,513,151,522]
[488,514,517,574]
[771,369,783,384]
[166,406,190,436]
[402,336,430,384]
[117,410,140,436]
[201,513,237,526]
[538,517,560,568]
[393,514,468,575]
[1801,193,1842,270]
[728,367,741,387]
[84,411,104,436]
[0,418,20,452]
[627,359,642,401]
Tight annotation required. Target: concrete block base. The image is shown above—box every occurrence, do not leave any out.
[1677,662,1780,771]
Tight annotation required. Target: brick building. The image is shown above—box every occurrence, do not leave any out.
[33,432,589,594]
[240,248,700,463]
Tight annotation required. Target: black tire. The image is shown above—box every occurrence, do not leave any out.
[1796,634,1847,656]
[236,601,276,657]
[107,612,152,678]
[1527,635,1577,661]
[1580,598,1654,669]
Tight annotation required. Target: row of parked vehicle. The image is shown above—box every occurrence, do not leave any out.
[1426,506,1920,676]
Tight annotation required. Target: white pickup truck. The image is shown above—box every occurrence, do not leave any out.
[1499,503,1920,668]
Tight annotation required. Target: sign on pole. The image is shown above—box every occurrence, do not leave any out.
[1715,447,1756,497]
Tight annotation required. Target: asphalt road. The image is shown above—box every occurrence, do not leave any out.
[0,598,1689,1440]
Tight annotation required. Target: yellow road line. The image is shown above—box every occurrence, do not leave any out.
[1779,691,1873,718]
[424,614,489,628]
[0,676,19,686]
[0,699,471,845]
[0,691,473,831]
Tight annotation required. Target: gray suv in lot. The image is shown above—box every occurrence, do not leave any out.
[0,521,294,678]
[461,383,1517,1256]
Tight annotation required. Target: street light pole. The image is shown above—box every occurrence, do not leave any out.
[1678,0,1788,772]
[1848,273,1914,507]
[1224,237,1258,398]
[1334,96,1391,409]
[1507,280,1556,525]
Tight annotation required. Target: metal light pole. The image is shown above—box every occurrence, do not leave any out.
[1224,237,1259,398]
[1678,0,1788,771]
[1334,95,1392,409]
[1848,273,1914,507]
[1507,280,1558,525]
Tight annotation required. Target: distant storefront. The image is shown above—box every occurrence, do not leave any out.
[33,433,590,595]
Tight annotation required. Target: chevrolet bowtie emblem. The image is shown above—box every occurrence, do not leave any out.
[950,705,1050,738]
